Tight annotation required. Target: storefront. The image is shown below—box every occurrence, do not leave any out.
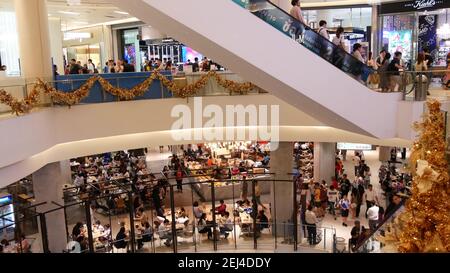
[63,26,112,71]
[302,6,373,54]
[119,28,142,72]
[140,25,202,67]
[379,0,450,68]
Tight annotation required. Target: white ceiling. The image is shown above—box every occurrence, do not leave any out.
[0,0,136,30]
[0,0,407,31]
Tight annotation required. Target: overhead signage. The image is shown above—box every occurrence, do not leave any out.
[63,32,92,41]
[380,0,450,14]
[337,143,373,150]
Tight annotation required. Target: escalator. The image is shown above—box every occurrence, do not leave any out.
[112,0,403,138]
[233,0,373,81]
[352,202,406,253]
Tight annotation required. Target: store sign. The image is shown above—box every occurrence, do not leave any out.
[380,0,449,14]
[418,15,437,52]
[411,0,437,10]
[63,32,92,41]
[337,143,373,150]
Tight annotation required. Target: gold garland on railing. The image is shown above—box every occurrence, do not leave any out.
[0,83,41,115]
[158,71,211,98]
[97,73,157,100]
[36,76,99,106]
[0,70,257,115]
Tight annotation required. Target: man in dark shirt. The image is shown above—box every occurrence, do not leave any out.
[384,193,402,219]
[69,59,81,74]
[340,174,351,197]
[123,60,135,72]
[387,51,403,91]
[192,57,199,72]
[387,52,402,75]
[350,220,361,251]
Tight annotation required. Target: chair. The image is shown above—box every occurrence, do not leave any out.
[195,227,209,245]
[219,229,234,240]
[115,198,126,214]
[152,233,163,247]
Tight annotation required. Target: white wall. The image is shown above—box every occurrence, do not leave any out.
[141,25,166,40]
[111,0,403,139]
[396,101,425,140]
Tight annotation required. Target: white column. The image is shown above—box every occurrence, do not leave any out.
[314,142,336,184]
[48,17,64,75]
[379,146,391,162]
[33,162,67,253]
[270,142,294,236]
[101,25,114,66]
[371,5,379,54]
[59,160,73,185]
[14,0,52,82]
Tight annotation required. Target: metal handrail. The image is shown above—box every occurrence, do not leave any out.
[353,201,406,253]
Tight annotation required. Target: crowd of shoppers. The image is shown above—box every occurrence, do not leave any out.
[288,0,444,93]
[64,56,221,76]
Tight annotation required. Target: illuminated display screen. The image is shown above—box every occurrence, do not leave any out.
[182,46,203,63]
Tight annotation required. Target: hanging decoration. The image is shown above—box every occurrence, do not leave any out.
[0,70,257,115]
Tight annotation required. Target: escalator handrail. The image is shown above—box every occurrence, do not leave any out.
[232,0,375,77]
[354,200,406,252]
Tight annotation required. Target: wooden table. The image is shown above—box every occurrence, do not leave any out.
[18,194,34,202]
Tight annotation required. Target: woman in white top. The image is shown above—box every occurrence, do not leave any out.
[289,0,305,24]
[415,52,428,72]
[193,201,203,219]
[332,27,346,51]
[415,52,429,88]
[352,43,365,63]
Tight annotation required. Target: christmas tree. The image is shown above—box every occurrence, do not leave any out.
[382,100,450,252]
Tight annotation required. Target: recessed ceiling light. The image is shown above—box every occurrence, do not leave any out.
[58,11,80,16]
[114,11,129,15]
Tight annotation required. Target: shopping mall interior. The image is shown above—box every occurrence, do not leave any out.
[0,0,449,255]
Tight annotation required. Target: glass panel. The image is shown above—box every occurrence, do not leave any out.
[0,11,21,76]
[231,0,373,81]
[234,178,256,251]
[253,179,275,250]
[65,201,90,253]
[92,195,113,253]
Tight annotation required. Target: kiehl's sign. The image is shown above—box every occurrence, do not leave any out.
[380,0,450,14]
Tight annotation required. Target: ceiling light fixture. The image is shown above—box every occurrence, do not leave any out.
[63,32,92,41]
[114,11,129,15]
[66,0,81,5]
[58,11,80,16]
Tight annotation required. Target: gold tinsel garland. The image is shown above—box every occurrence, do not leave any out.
[0,71,257,115]
[382,100,450,252]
